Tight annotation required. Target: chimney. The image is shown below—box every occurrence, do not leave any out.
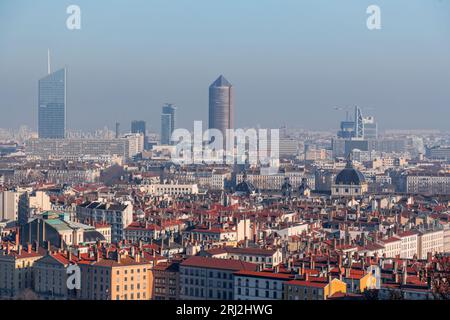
[299,262,305,275]
[345,267,350,278]
[34,240,39,253]
[402,266,408,285]
[18,244,22,255]
[15,232,20,249]
[27,243,32,253]
[116,250,121,263]
[135,251,140,263]
[310,256,315,270]
[6,241,10,255]
[68,250,72,261]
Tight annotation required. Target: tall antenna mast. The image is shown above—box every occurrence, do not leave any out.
[47,49,51,74]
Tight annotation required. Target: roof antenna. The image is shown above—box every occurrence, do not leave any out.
[47,49,51,74]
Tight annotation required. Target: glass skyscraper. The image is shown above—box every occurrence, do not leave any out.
[38,68,66,139]
[160,103,177,145]
[131,120,146,135]
[132,120,147,149]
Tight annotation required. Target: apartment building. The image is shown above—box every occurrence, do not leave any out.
[236,172,315,191]
[76,201,133,243]
[152,261,180,300]
[398,231,419,259]
[234,270,293,300]
[284,277,347,300]
[202,247,283,268]
[33,251,77,299]
[78,250,153,300]
[417,229,444,259]
[0,242,44,298]
[179,256,258,300]
[379,237,401,258]
[140,183,199,196]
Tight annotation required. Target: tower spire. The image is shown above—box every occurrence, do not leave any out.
[47,49,51,74]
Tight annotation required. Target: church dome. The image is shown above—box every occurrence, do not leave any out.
[335,158,365,185]
[235,172,256,196]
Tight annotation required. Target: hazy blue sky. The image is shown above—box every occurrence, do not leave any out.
[0,0,449,133]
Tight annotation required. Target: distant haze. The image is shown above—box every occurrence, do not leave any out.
[0,0,449,133]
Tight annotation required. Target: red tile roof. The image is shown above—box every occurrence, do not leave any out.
[234,270,294,280]
[181,256,258,271]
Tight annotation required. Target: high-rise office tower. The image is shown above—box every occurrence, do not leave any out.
[115,122,120,139]
[131,120,146,135]
[132,120,147,149]
[362,116,378,140]
[161,103,177,145]
[38,50,66,139]
[209,75,233,137]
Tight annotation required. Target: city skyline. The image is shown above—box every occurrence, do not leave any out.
[1,0,450,132]
[1,1,450,305]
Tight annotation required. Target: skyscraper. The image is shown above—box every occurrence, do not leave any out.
[161,103,177,145]
[209,75,233,137]
[131,120,146,135]
[362,116,378,140]
[38,50,66,139]
[132,120,147,149]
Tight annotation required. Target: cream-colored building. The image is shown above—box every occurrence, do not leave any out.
[140,183,199,196]
[236,172,315,191]
[33,252,75,299]
[398,231,419,259]
[0,243,44,298]
[0,190,20,221]
[417,229,444,259]
[380,237,401,258]
[29,191,52,213]
[443,223,450,253]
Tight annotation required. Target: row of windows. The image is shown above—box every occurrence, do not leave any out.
[237,288,279,299]
[183,287,233,299]
[236,278,280,290]
[180,268,232,280]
